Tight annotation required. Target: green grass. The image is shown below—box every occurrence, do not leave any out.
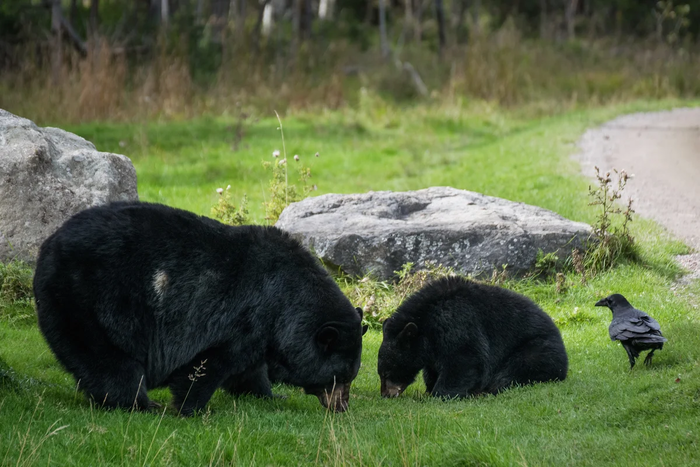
[2,99,700,465]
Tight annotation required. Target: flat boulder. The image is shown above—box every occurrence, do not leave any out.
[0,109,138,263]
[276,187,591,280]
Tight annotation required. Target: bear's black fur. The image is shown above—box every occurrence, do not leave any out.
[34,201,366,414]
[378,276,568,399]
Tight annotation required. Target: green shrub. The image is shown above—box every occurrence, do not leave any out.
[262,157,314,224]
[211,185,250,226]
[0,260,35,325]
[584,166,638,275]
[0,260,33,302]
[340,261,457,326]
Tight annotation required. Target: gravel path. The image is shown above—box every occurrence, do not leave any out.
[574,107,700,279]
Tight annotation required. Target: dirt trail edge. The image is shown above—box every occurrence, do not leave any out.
[574,107,700,280]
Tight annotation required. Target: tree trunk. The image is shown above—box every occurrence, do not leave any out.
[291,0,301,62]
[161,0,169,25]
[253,0,272,52]
[565,0,578,40]
[262,2,274,37]
[51,0,62,85]
[379,0,390,58]
[230,0,246,38]
[453,0,469,43]
[89,0,100,37]
[539,0,547,39]
[415,0,425,42]
[150,0,160,25]
[196,0,204,24]
[70,0,78,25]
[472,0,480,34]
[302,0,312,41]
[435,0,446,57]
[211,0,230,42]
[403,0,413,42]
[319,0,334,20]
[240,0,247,34]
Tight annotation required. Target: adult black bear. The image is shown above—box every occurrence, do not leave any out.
[378,277,568,398]
[34,202,367,414]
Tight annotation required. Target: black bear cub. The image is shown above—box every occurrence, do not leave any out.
[378,276,567,399]
[34,202,367,414]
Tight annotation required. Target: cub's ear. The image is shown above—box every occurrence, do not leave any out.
[397,322,418,343]
[356,307,364,319]
[316,326,339,353]
[362,324,369,336]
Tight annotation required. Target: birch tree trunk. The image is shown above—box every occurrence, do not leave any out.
[319,0,334,20]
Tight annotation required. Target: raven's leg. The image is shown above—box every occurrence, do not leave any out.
[643,349,656,366]
[622,344,637,369]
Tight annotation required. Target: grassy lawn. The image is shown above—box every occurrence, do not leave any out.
[1,99,700,465]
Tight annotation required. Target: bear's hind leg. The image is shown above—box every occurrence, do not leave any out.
[168,347,241,416]
[430,358,485,399]
[222,364,275,398]
[75,350,153,411]
[39,319,153,410]
[491,336,568,392]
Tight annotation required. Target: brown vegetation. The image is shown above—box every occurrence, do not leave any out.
[2,30,699,124]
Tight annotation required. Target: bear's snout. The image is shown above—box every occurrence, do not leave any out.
[311,383,351,412]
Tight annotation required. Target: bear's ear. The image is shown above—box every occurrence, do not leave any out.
[316,326,340,353]
[362,324,369,336]
[398,322,418,343]
[356,307,364,319]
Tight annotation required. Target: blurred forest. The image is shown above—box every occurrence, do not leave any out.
[1,0,699,122]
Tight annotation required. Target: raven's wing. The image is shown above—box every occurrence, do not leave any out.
[639,314,662,332]
[609,314,667,342]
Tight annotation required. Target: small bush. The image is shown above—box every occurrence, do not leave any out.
[584,166,638,275]
[0,260,35,325]
[534,250,559,277]
[0,260,33,302]
[554,306,597,327]
[262,157,314,224]
[0,357,21,391]
[341,261,457,326]
[211,185,250,226]
[262,113,316,224]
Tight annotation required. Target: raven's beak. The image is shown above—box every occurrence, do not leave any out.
[594,298,607,307]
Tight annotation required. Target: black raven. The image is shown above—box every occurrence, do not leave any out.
[595,294,668,369]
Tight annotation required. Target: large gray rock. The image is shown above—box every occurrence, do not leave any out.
[0,109,138,263]
[276,187,592,280]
